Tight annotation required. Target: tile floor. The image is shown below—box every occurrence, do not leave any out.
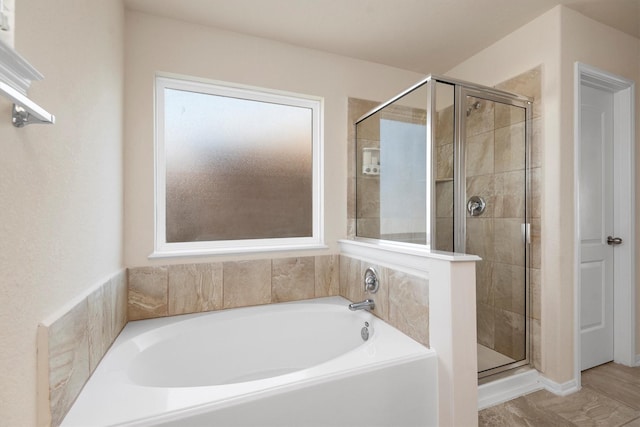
[479,362,640,426]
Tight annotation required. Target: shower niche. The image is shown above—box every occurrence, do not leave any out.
[355,75,532,378]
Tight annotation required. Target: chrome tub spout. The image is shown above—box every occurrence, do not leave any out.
[348,299,375,311]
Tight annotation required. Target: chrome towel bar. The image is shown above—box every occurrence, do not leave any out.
[0,80,54,127]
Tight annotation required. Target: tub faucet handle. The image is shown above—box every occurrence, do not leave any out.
[364,267,379,294]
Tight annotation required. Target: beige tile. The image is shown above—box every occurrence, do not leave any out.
[348,98,380,125]
[466,218,495,261]
[530,268,541,320]
[48,300,90,427]
[466,97,495,137]
[315,255,340,297]
[493,262,526,315]
[167,263,223,315]
[531,318,542,371]
[531,117,543,168]
[87,285,109,373]
[495,102,526,130]
[495,66,542,119]
[622,417,640,426]
[347,177,356,220]
[493,219,525,266]
[356,177,380,218]
[223,260,272,309]
[494,308,525,361]
[582,363,640,410]
[495,122,526,173]
[479,394,574,427]
[388,271,429,346]
[356,111,380,141]
[272,257,315,303]
[477,303,495,349]
[494,170,525,219]
[466,131,495,177]
[530,218,541,269]
[435,105,454,147]
[435,217,454,252]
[526,386,640,426]
[435,180,454,218]
[339,255,363,303]
[347,218,356,239]
[356,217,380,239]
[109,270,128,340]
[476,260,494,306]
[436,143,454,180]
[128,266,168,320]
[530,167,542,219]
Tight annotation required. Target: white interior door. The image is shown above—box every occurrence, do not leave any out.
[579,83,615,371]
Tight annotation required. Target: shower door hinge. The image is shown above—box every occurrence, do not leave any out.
[522,223,531,244]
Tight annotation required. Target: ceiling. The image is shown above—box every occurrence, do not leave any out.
[124,0,640,74]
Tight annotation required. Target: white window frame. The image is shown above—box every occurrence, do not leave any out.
[151,74,325,258]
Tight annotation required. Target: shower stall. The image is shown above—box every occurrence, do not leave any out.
[354,75,532,378]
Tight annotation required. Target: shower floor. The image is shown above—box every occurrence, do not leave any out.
[478,344,515,372]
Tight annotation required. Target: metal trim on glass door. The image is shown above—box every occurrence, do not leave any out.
[455,85,534,378]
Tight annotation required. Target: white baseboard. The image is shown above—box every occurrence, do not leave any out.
[538,375,581,396]
[478,369,543,410]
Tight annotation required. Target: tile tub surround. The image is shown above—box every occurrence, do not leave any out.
[339,254,430,347]
[37,270,127,427]
[128,254,429,347]
[127,255,340,320]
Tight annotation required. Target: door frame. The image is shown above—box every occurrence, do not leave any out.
[574,62,636,387]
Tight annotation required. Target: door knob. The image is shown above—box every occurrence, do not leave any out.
[607,236,623,245]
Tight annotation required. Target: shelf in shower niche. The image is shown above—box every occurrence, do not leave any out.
[435,178,454,183]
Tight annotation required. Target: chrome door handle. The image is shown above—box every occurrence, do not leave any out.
[607,236,623,245]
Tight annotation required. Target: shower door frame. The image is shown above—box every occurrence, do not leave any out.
[450,83,533,378]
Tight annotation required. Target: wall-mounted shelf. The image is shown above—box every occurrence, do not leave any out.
[0,38,54,127]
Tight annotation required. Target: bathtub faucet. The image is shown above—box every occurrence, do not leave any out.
[348,299,375,311]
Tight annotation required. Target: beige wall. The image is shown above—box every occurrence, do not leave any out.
[448,5,640,382]
[0,1,124,425]
[123,10,423,267]
[559,6,640,359]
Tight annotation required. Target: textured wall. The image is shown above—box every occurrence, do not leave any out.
[124,10,423,267]
[0,1,124,425]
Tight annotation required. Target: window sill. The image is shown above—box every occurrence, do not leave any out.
[149,242,329,259]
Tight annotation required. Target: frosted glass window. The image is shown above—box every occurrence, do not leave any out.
[154,76,324,257]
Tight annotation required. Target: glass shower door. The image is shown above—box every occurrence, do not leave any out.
[460,90,530,376]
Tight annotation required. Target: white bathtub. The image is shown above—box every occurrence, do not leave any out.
[61,296,437,426]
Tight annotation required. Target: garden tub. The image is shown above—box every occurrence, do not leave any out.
[61,296,437,426]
